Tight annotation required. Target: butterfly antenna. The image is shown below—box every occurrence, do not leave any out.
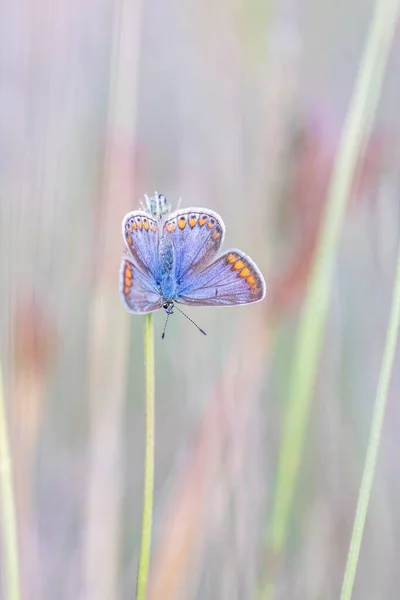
[161,312,171,340]
[174,305,207,336]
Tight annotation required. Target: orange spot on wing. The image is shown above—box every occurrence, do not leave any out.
[199,216,208,226]
[125,267,133,279]
[178,217,186,229]
[126,234,133,246]
[137,220,143,231]
[124,286,130,295]
[227,253,237,264]
[207,220,214,229]
[212,230,220,240]
[239,267,250,278]
[132,222,137,230]
[166,222,176,232]
[144,220,149,231]
[246,275,255,285]
[189,216,197,228]
[124,276,132,287]
[233,260,245,270]
[151,224,157,232]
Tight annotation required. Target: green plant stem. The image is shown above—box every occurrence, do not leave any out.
[340,240,400,600]
[0,362,21,600]
[136,314,155,600]
[264,0,400,594]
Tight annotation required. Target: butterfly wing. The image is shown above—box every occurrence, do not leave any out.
[162,208,225,282]
[122,211,160,277]
[176,249,266,306]
[120,256,163,314]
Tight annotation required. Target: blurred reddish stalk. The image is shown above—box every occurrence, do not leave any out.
[269,118,384,319]
[11,297,55,598]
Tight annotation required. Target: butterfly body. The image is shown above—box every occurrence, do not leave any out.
[158,235,177,300]
[120,194,266,317]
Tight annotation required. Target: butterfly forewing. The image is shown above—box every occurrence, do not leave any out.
[123,211,159,278]
[120,257,162,314]
[176,249,266,307]
[162,208,225,281]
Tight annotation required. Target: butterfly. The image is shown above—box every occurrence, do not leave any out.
[120,192,266,336]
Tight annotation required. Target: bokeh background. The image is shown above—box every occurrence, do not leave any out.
[1,1,400,599]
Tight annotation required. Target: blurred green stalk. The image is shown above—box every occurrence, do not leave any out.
[263,0,400,595]
[136,314,155,600]
[340,238,400,599]
[0,362,21,600]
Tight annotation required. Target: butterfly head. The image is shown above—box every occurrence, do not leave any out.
[162,300,175,315]
[144,192,171,220]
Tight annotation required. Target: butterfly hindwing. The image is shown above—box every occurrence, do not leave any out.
[176,249,266,307]
[120,257,162,314]
[162,208,225,281]
[123,211,159,278]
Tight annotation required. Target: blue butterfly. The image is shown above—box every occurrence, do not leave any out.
[120,193,266,336]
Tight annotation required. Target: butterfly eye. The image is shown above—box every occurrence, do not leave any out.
[163,302,168,309]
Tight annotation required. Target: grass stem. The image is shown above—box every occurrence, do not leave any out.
[136,314,155,600]
[340,238,400,599]
[0,361,21,600]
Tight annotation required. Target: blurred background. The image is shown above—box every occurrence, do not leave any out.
[1,0,400,598]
